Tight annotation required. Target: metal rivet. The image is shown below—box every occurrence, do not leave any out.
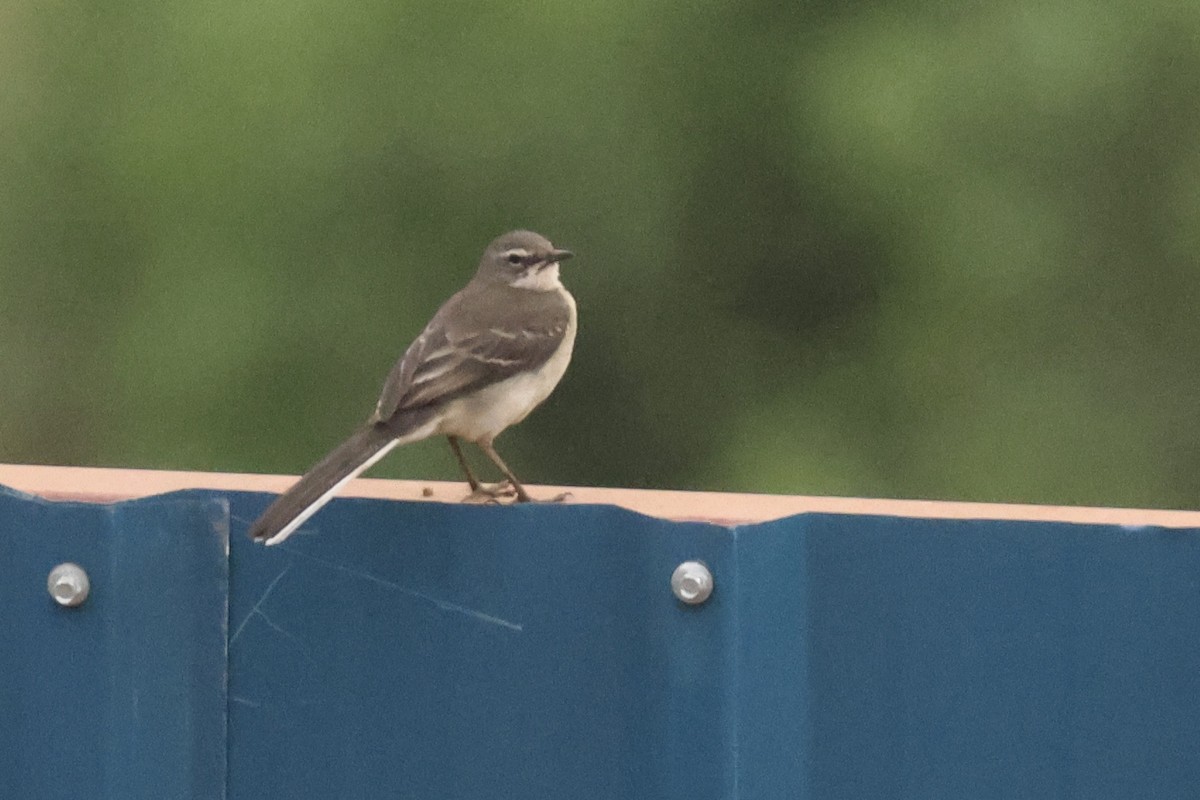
[671,561,713,605]
[48,563,90,607]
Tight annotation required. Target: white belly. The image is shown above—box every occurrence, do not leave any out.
[437,290,577,443]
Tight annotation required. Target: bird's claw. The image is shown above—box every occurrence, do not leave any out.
[517,491,573,504]
[462,481,519,504]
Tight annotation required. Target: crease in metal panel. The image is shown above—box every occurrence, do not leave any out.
[0,485,229,800]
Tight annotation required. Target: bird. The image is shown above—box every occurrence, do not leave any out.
[248,230,577,545]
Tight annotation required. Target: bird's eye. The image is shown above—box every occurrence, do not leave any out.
[506,253,523,265]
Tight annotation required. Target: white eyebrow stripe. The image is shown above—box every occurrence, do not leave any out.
[502,248,531,259]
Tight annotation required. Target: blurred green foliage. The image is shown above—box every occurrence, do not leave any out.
[2,0,1198,508]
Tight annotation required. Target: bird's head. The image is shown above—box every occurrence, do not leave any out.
[478,230,574,291]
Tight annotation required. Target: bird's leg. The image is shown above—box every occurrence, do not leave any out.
[477,440,571,504]
[447,435,481,490]
[448,436,515,502]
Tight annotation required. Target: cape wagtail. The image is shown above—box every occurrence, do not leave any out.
[249,230,577,545]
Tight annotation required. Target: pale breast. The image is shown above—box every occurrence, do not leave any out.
[437,289,577,443]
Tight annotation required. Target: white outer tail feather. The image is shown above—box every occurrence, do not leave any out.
[262,439,401,546]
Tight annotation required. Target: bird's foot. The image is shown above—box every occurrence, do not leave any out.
[461,481,519,504]
[516,491,573,504]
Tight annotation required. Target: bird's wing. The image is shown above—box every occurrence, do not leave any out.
[373,292,570,422]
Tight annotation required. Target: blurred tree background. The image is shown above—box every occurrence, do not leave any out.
[2,0,1198,508]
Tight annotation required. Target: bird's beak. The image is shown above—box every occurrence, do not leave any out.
[548,248,574,263]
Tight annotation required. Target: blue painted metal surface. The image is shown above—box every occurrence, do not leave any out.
[735,515,1200,798]
[0,486,228,800]
[4,481,1200,798]
[226,498,736,800]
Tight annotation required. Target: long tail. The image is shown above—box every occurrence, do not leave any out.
[249,423,401,546]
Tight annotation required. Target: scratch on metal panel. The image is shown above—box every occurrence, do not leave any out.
[255,608,319,666]
[230,565,292,645]
[280,547,524,632]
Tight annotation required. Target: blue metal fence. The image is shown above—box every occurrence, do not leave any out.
[4,484,1198,798]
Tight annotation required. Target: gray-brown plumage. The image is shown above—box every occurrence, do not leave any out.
[249,230,577,545]
[374,281,573,419]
